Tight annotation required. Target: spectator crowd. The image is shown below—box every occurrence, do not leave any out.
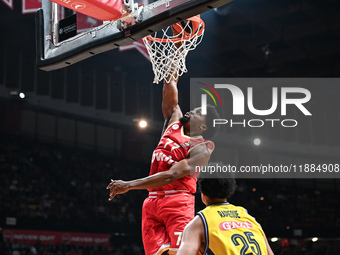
[1,134,340,254]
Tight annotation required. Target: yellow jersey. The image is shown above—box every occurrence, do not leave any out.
[198,202,268,255]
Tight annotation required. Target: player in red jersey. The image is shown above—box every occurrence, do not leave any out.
[107,54,220,255]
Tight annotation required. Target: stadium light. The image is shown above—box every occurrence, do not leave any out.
[271,237,278,242]
[133,118,148,129]
[139,120,147,128]
[254,138,261,146]
[9,91,26,99]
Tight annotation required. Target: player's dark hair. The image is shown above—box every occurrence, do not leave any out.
[203,104,220,140]
[198,163,237,199]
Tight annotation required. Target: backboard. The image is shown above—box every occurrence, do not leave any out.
[36,0,233,71]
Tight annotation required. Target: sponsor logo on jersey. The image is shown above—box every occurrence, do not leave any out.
[157,238,164,246]
[151,151,177,165]
[172,124,179,130]
[219,221,253,231]
[180,141,191,150]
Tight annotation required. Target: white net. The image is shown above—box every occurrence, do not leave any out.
[143,17,205,84]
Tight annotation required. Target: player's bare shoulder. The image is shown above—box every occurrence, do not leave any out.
[191,143,212,156]
[189,140,215,156]
[188,143,213,170]
[178,215,206,255]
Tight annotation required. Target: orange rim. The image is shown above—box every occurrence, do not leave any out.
[144,18,205,43]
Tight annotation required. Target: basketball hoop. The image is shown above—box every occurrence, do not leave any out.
[143,15,205,84]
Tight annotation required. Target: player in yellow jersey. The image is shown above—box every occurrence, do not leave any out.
[177,169,274,255]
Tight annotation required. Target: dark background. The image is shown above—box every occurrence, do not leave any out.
[1,0,340,254]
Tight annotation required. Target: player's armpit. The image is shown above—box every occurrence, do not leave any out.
[177,216,205,255]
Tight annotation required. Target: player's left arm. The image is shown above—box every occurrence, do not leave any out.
[177,216,205,255]
[106,144,211,200]
[264,233,275,255]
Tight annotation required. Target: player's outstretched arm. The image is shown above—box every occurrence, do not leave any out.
[177,216,205,255]
[162,75,180,120]
[162,33,184,126]
[106,144,210,200]
[161,73,183,132]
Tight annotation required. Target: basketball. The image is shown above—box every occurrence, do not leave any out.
[172,15,201,36]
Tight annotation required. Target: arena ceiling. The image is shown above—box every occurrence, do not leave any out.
[1,0,340,152]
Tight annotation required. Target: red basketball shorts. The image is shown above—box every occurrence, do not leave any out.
[142,191,195,255]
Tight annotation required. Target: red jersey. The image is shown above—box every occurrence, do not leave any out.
[149,121,214,193]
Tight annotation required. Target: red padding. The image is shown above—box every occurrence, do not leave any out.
[50,0,123,21]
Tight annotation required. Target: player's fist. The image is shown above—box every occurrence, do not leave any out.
[106,179,130,200]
